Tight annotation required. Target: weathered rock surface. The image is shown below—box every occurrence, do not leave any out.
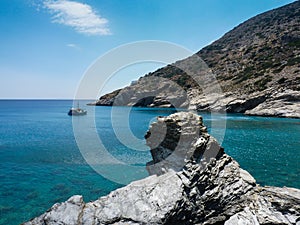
[245,89,300,118]
[23,112,300,225]
[91,1,300,118]
[145,112,223,175]
[188,88,300,118]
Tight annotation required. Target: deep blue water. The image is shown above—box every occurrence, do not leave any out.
[0,100,299,225]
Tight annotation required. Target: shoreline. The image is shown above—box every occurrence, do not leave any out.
[86,103,300,119]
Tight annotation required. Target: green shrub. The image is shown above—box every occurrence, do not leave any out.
[287,57,300,66]
[288,39,300,47]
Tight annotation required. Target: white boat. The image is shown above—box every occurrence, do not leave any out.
[68,103,87,116]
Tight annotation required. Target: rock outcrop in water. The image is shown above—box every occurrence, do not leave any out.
[91,1,300,118]
[23,112,300,225]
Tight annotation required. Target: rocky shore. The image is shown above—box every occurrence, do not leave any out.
[189,88,300,118]
[91,1,300,118]
[90,85,300,118]
[24,112,300,225]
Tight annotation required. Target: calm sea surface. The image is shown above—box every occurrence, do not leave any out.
[0,100,299,225]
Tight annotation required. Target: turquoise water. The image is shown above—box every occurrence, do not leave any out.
[0,100,299,225]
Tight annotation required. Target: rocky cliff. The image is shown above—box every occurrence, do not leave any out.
[93,1,300,118]
[23,112,300,225]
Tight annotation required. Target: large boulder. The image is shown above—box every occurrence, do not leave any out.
[23,112,300,225]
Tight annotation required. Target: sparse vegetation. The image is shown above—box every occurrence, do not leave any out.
[288,39,300,47]
[99,1,300,101]
[287,57,300,66]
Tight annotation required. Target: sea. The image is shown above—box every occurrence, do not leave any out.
[0,100,299,225]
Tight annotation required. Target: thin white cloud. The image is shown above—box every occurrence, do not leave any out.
[67,43,81,50]
[44,0,111,36]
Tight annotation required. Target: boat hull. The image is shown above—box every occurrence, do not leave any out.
[68,109,87,116]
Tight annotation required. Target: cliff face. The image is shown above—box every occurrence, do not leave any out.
[23,112,300,225]
[93,1,300,118]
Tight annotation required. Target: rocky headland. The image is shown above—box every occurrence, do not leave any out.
[24,112,300,225]
[91,1,300,118]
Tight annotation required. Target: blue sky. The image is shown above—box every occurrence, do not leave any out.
[0,0,296,99]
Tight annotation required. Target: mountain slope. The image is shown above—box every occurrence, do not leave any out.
[93,1,300,118]
[198,0,300,93]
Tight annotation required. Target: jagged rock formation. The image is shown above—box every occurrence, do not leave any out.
[92,1,300,118]
[23,112,300,225]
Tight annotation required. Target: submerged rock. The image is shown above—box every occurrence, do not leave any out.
[23,112,300,225]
